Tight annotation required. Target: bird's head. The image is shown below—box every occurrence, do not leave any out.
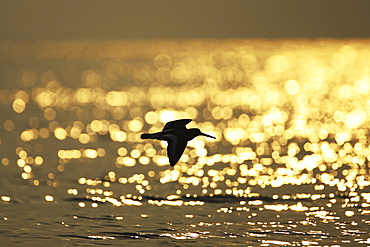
[188,128,216,140]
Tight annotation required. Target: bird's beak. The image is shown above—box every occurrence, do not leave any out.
[201,133,216,139]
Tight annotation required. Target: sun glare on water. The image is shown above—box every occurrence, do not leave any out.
[1,40,370,215]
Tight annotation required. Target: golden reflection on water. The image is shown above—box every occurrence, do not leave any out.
[1,40,370,214]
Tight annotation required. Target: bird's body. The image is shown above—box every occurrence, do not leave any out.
[141,119,215,166]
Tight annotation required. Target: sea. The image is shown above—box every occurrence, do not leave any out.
[0,39,370,246]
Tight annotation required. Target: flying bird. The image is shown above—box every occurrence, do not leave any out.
[141,119,216,166]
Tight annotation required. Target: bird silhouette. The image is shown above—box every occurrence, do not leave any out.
[141,119,216,166]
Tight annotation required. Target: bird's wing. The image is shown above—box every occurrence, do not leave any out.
[163,134,188,166]
[163,119,192,131]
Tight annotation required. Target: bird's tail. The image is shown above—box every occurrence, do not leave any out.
[141,133,152,139]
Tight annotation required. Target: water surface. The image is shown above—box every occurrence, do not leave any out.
[1,39,370,246]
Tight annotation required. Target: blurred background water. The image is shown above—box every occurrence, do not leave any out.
[1,39,370,246]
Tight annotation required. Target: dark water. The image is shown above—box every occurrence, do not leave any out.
[1,39,370,246]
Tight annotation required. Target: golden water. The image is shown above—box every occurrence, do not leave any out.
[0,39,370,245]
